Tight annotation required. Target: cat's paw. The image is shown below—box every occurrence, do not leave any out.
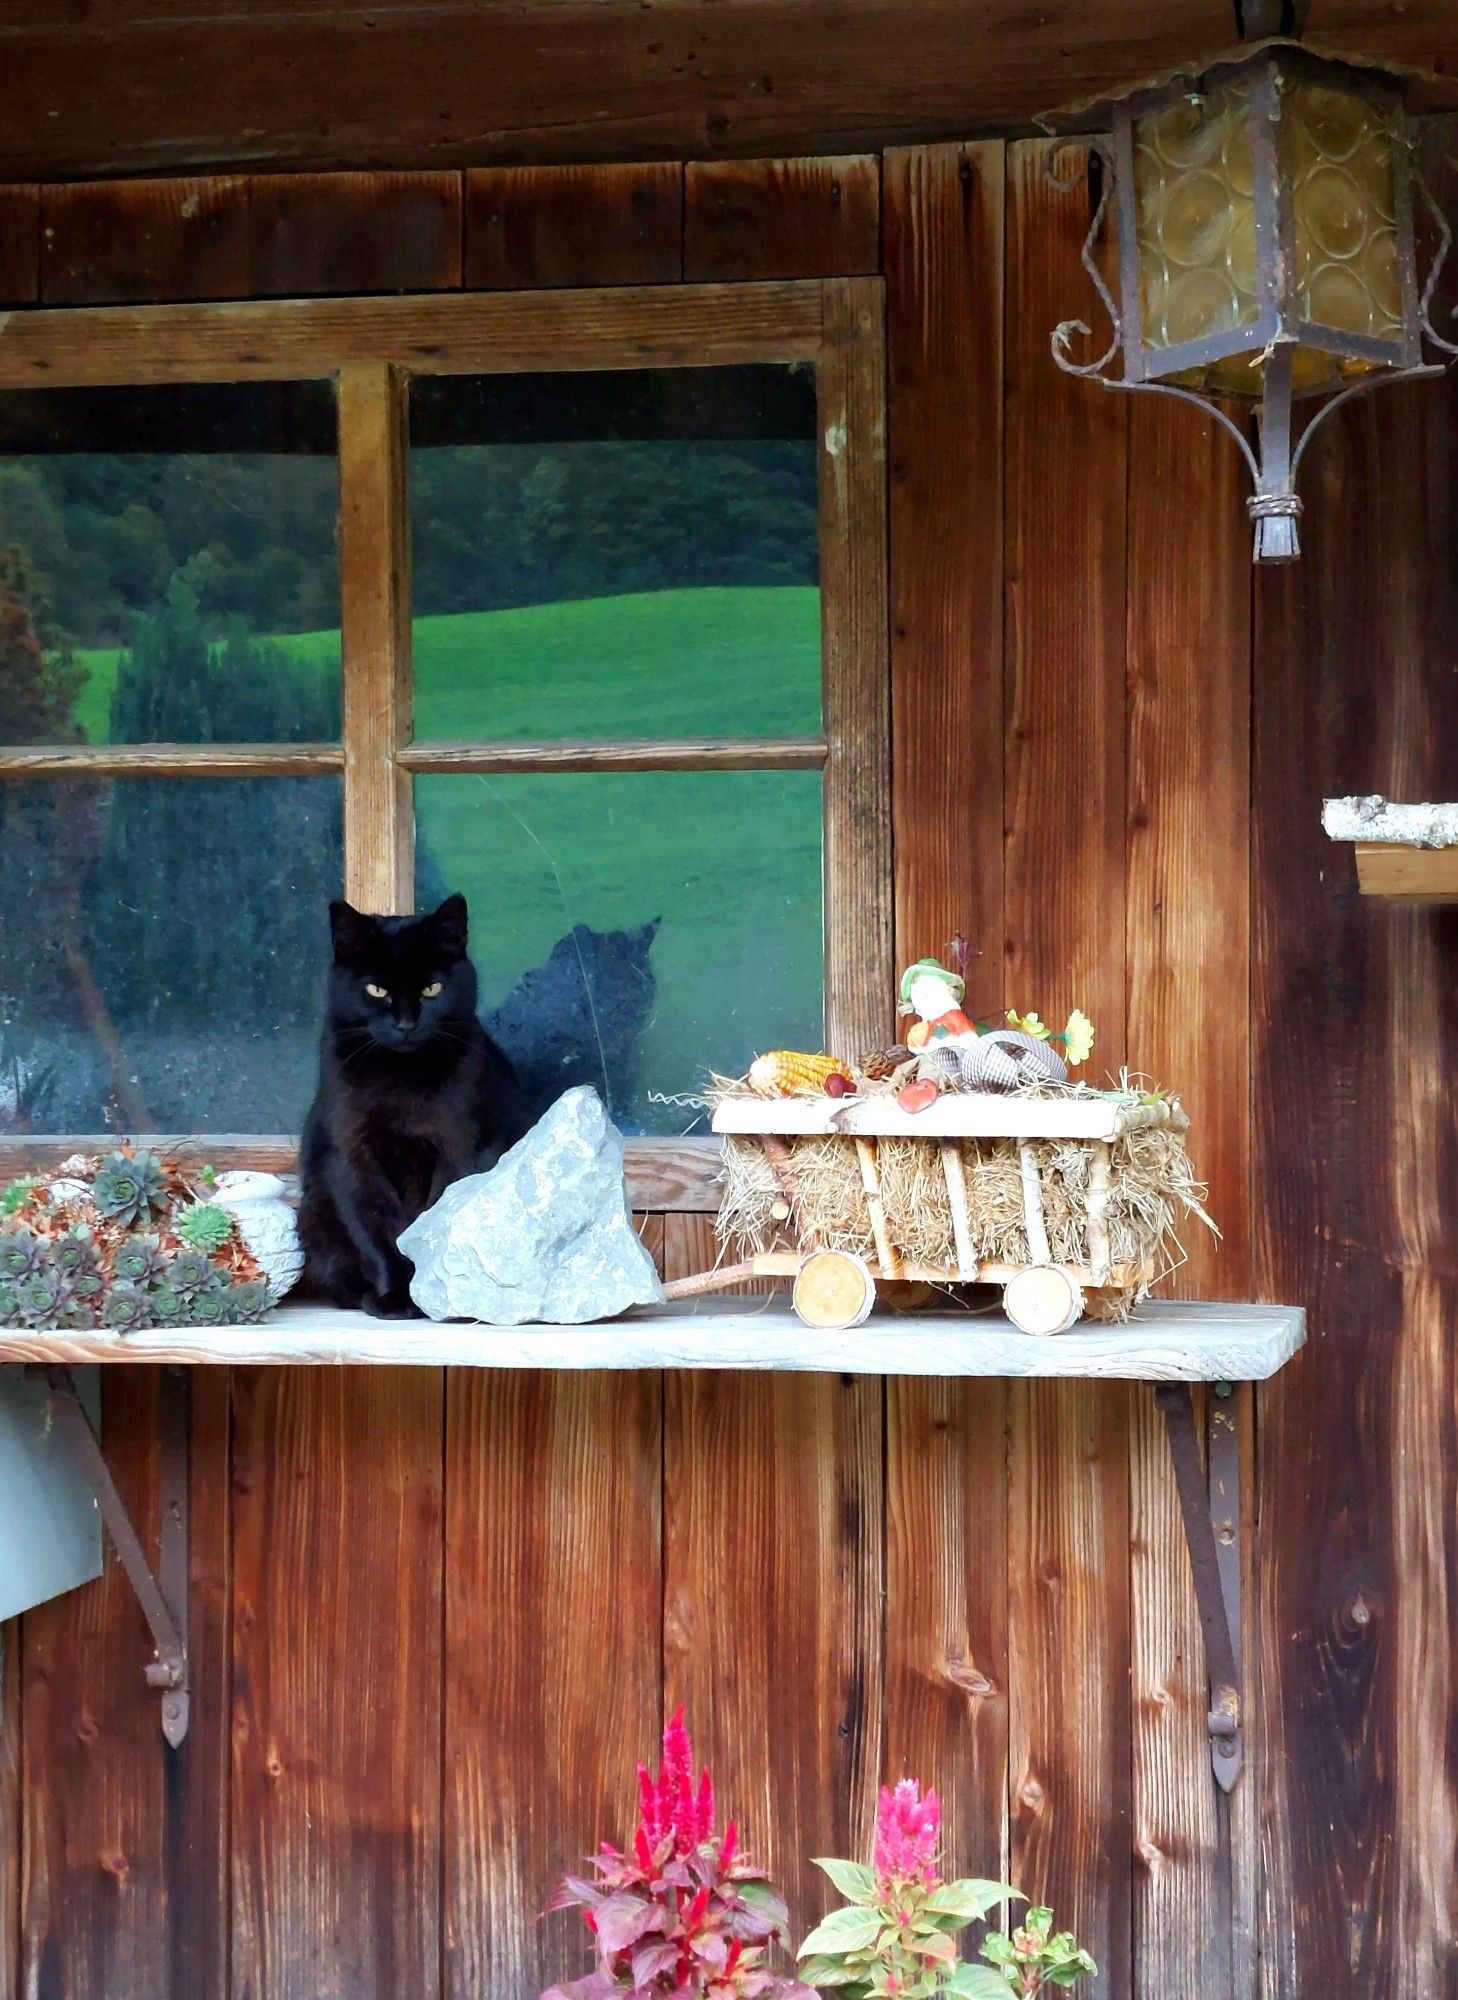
[361,1289,425,1320]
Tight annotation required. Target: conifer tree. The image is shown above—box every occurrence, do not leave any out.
[86,575,343,1029]
[0,552,95,1030]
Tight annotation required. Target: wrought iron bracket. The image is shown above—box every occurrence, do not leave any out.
[1154,1381,1243,1791]
[27,1364,190,1746]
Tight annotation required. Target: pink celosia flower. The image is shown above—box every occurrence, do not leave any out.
[637,1707,719,1857]
[873,1778,941,1889]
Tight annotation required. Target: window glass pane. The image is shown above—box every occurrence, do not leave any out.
[415,770,823,1135]
[0,382,340,747]
[0,776,341,1134]
[408,367,821,742]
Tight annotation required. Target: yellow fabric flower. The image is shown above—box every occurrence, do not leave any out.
[1062,1008,1095,1067]
[1006,1009,1050,1040]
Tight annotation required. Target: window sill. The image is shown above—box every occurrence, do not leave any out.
[0,1297,1304,1381]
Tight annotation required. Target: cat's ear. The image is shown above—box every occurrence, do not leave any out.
[330,899,378,966]
[431,893,469,961]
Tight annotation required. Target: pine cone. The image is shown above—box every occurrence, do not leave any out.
[857,1046,912,1083]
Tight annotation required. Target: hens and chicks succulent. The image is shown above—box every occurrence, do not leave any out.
[0,1148,271,1331]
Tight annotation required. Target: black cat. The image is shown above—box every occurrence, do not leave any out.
[298,894,529,1317]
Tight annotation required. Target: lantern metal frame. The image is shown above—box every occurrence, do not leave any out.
[1041,39,1458,560]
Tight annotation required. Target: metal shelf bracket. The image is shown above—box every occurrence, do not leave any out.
[29,1364,190,1746]
[1155,1380,1243,1790]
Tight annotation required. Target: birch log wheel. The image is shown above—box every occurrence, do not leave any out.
[1003,1264,1085,1336]
[792,1249,877,1330]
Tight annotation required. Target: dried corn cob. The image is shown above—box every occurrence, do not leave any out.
[748,1049,853,1095]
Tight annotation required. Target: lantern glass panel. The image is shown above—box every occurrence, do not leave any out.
[1288,80,1404,382]
[1134,80,1263,371]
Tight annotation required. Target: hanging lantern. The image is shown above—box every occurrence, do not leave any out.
[1040,37,1458,561]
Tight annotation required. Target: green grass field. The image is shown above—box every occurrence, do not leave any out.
[73,586,826,1127]
[74,585,823,742]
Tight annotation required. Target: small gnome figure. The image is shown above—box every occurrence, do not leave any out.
[898,958,981,1097]
[900,958,979,1053]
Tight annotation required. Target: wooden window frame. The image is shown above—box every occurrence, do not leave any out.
[0,279,891,1208]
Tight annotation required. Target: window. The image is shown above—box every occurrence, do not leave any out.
[0,284,889,1188]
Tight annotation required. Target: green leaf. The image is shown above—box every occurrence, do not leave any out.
[796,1955,864,1987]
[980,1935,1015,1966]
[1023,1907,1054,1941]
[922,1881,1020,1923]
[813,1858,880,1905]
[792,1952,860,1984]
[798,1908,885,1958]
[944,1968,1014,2000]
[908,1930,957,1963]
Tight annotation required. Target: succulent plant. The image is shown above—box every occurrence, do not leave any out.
[1,1174,43,1218]
[0,1228,45,1281]
[189,1286,233,1327]
[70,1269,104,1303]
[148,1285,188,1327]
[57,1299,99,1331]
[18,1271,67,1327]
[176,1202,236,1254]
[113,1234,166,1289]
[166,1246,217,1301]
[50,1227,99,1280]
[0,1280,21,1325]
[227,1278,272,1324]
[105,1282,152,1334]
[92,1150,169,1228]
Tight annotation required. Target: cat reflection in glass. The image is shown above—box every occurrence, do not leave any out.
[298,895,530,1317]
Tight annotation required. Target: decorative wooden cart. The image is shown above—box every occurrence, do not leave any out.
[663,1089,1190,1334]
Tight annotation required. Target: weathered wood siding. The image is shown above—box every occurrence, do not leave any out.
[1,1,1455,179]
[1,141,1456,1999]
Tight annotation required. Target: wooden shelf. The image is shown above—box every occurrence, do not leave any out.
[1351,842,1458,901]
[1321,800,1458,900]
[0,1298,1304,1381]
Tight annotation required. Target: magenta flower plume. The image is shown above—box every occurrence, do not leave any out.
[873,1778,942,1889]
[636,1707,719,1858]
[543,1708,810,2000]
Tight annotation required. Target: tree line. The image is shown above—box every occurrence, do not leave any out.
[0,439,817,648]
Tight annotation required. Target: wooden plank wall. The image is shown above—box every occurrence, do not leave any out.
[4,138,1458,2000]
[1,1,1455,181]
[882,139,1009,1901]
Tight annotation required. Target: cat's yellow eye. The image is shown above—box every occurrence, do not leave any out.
[422,981,443,999]
[365,982,389,1000]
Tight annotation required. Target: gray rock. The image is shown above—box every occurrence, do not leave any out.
[397,1085,664,1324]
